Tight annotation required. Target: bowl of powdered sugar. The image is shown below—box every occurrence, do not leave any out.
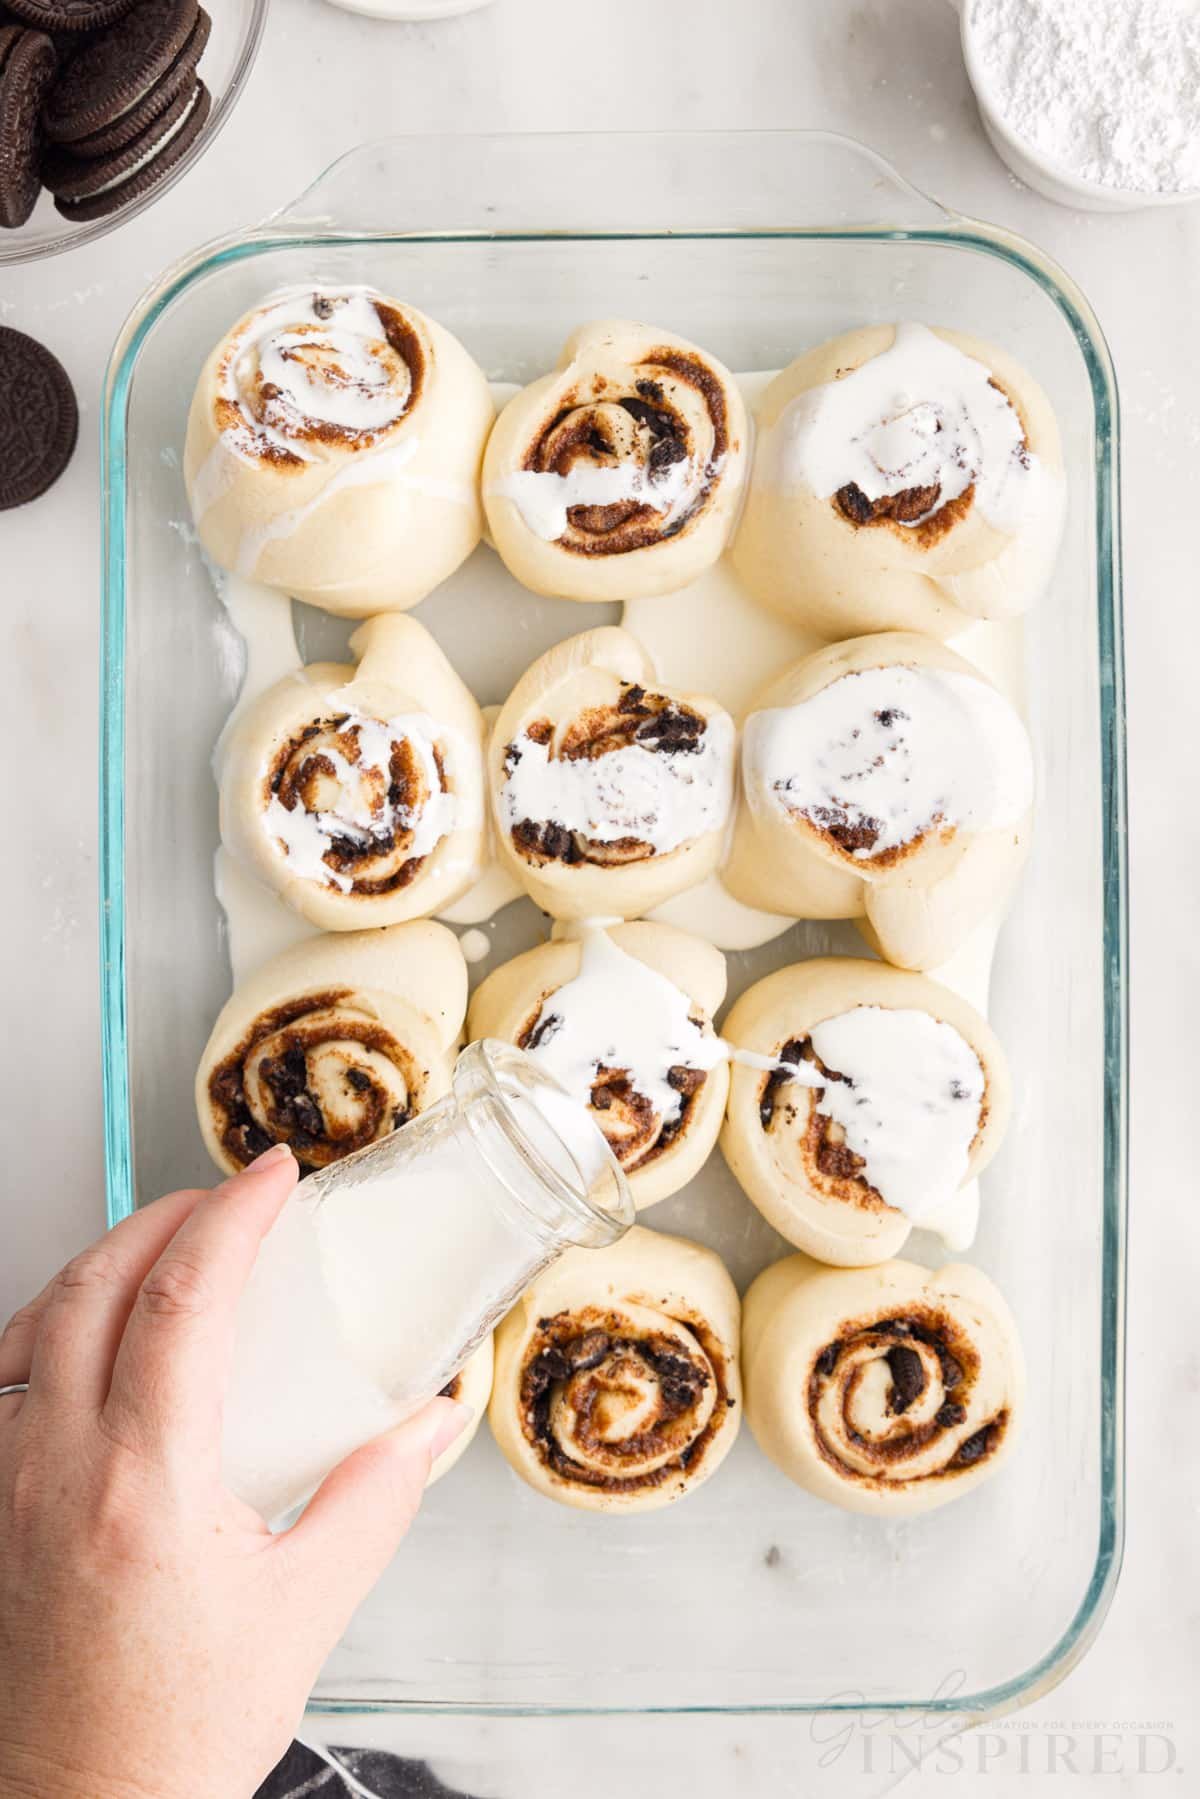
[955,0,1200,210]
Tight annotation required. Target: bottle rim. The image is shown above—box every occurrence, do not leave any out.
[453,1039,634,1249]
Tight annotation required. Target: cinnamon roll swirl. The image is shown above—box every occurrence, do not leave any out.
[721,958,1010,1265]
[483,319,748,601]
[489,1225,741,1512]
[220,615,485,931]
[731,323,1064,640]
[468,923,729,1209]
[184,286,494,616]
[723,631,1034,969]
[489,626,735,919]
[195,921,467,1177]
[742,1253,1024,1515]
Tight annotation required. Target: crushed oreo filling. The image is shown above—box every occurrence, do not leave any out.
[207,990,416,1174]
[524,351,729,555]
[758,1037,869,1186]
[809,1311,1005,1483]
[520,1312,722,1492]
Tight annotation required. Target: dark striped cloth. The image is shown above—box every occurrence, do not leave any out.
[256,1742,481,1799]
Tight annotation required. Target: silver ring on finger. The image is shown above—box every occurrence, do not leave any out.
[0,1383,29,1399]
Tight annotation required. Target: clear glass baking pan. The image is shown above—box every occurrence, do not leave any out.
[99,132,1126,1719]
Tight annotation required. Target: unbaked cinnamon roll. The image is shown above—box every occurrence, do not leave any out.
[219,615,485,931]
[489,1225,741,1512]
[184,286,494,615]
[195,922,467,1177]
[468,924,729,1209]
[489,626,735,919]
[721,957,1009,1265]
[742,1253,1024,1515]
[731,323,1064,640]
[483,319,748,601]
[430,1339,493,1486]
[723,631,1034,969]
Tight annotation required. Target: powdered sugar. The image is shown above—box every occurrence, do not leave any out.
[968,0,1200,195]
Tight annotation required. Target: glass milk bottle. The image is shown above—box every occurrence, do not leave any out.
[222,1040,632,1520]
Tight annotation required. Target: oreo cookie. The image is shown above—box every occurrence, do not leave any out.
[7,0,135,32]
[42,0,196,143]
[0,22,56,226]
[0,326,78,509]
[48,71,207,219]
[59,1,206,155]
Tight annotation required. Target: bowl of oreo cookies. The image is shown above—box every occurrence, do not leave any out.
[0,0,265,260]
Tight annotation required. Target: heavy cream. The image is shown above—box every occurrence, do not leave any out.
[523,931,725,1129]
[502,710,734,854]
[223,287,414,463]
[769,1005,985,1222]
[745,664,1033,858]
[490,454,704,543]
[262,710,462,892]
[779,322,1037,534]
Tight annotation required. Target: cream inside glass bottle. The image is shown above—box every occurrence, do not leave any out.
[221,1041,631,1520]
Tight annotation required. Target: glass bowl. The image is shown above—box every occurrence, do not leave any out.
[0,0,267,266]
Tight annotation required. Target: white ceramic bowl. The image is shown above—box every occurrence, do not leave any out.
[954,0,1200,213]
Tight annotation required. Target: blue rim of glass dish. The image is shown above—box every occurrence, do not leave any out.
[99,131,1127,1722]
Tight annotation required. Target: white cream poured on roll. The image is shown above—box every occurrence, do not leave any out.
[744,662,1033,861]
[217,288,416,462]
[501,707,734,858]
[467,921,729,1209]
[261,711,463,895]
[521,930,727,1129]
[494,451,715,544]
[763,1006,986,1224]
[780,321,1039,534]
[185,286,494,616]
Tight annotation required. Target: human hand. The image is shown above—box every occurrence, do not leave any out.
[0,1147,468,1799]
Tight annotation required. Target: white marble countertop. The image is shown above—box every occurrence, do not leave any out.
[2,0,1193,1791]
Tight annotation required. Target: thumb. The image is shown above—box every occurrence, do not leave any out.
[282,1397,471,1611]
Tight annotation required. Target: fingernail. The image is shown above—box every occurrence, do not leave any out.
[429,1400,472,1462]
[244,1143,295,1172]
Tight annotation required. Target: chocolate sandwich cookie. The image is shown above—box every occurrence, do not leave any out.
[0,23,56,226]
[7,0,134,32]
[0,327,78,509]
[47,72,207,219]
[58,1,206,155]
[42,0,195,142]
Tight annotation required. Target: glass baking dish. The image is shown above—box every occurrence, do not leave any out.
[99,132,1126,1720]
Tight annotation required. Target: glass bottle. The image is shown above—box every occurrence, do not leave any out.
[222,1040,632,1520]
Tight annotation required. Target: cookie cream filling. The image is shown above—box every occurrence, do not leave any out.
[778,322,1037,533]
[502,711,734,854]
[768,1006,986,1221]
[523,931,725,1129]
[744,664,1033,858]
[262,711,461,893]
[490,454,706,543]
[86,82,204,198]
